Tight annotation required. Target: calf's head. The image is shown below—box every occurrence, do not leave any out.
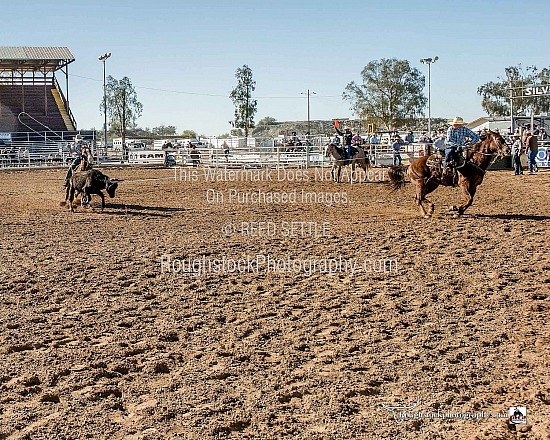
[106,178,119,198]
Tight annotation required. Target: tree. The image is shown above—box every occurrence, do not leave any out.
[343,58,427,131]
[477,65,550,117]
[257,116,277,126]
[229,65,257,138]
[101,76,143,149]
[152,125,177,136]
[181,129,197,139]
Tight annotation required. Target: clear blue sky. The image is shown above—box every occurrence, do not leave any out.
[5,0,549,136]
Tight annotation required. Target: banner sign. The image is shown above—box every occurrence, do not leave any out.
[524,85,550,97]
[536,146,550,167]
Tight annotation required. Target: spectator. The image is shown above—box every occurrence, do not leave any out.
[433,134,445,157]
[511,133,523,175]
[524,131,538,173]
[222,141,230,161]
[539,127,548,141]
[190,145,200,167]
[405,131,414,144]
[331,132,341,146]
[352,131,363,146]
[418,132,430,143]
[392,135,403,166]
[369,133,379,144]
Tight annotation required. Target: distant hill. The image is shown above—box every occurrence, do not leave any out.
[251,118,451,138]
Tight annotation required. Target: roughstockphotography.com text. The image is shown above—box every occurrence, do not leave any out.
[159,254,399,277]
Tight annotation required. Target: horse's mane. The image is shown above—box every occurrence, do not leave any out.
[467,130,507,163]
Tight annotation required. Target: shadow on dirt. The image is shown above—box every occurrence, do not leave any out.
[473,213,550,221]
[65,203,187,218]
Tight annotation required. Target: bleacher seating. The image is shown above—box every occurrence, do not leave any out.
[0,85,69,134]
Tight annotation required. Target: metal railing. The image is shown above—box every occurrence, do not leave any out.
[0,141,72,168]
[53,76,76,129]
[6,137,549,171]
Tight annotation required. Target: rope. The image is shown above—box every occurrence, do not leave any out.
[119,176,175,183]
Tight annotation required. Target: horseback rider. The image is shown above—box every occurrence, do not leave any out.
[443,116,480,170]
[335,125,353,160]
[63,134,86,188]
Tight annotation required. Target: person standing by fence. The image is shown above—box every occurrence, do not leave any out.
[352,131,363,146]
[392,135,403,166]
[222,141,230,162]
[524,131,538,173]
[511,133,523,175]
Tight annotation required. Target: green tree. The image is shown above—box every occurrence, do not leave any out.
[229,65,257,138]
[477,65,550,117]
[101,76,143,149]
[152,125,177,136]
[181,129,197,139]
[257,116,277,126]
[343,58,427,131]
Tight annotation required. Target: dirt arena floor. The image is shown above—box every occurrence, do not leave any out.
[0,165,549,440]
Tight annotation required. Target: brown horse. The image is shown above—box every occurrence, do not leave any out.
[325,143,371,183]
[76,145,92,172]
[388,130,509,217]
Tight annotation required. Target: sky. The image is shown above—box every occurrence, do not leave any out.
[4,0,549,136]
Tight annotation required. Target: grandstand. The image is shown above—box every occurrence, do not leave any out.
[0,46,95,167]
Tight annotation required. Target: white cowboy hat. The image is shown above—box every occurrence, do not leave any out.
[450,116,467,125]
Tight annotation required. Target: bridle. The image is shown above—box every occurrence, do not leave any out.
[471,132,507,165]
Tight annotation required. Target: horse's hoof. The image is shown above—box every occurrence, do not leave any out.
[449,205,458,212]
[452,213,461,218]
[423,214,431,219]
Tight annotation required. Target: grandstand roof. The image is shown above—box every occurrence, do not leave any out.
[0,46,74,72]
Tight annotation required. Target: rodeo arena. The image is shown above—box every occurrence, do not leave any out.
[1,46,550,439]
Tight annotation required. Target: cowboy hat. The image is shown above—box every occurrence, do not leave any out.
[344,126,351,130]
[450,116,467,125]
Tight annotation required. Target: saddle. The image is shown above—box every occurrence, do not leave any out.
[337,145,358,161]
[426,153,461,187]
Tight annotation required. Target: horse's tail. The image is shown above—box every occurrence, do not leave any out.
[387,165,407,191]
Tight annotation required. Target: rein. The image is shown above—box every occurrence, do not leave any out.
[470,135,506,166]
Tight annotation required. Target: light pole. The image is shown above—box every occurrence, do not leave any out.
[420,56,438,138]
[301,89,316,138]
[98,52,111,156]
[301,89,316,169]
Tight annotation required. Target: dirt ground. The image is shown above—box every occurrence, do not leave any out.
[0,165,549,440]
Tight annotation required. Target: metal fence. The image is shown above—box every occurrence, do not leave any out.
[5,135,547,170]
[0,137,429,170]
[0,130,98,169]
[0,140,73,168]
